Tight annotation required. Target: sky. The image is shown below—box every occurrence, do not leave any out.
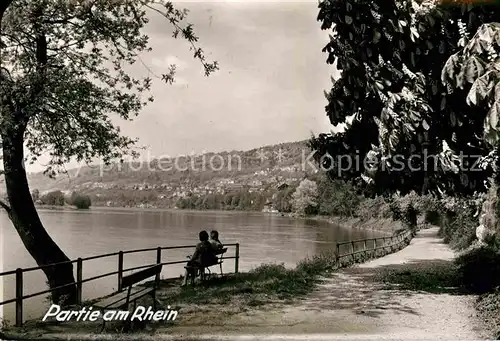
[25,0,340,173]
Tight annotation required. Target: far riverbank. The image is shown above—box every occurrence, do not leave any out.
[33,203,402,236]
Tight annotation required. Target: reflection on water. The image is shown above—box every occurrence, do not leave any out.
[0,208,382,322]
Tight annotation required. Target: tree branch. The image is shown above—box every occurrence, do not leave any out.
[0,198,11,213]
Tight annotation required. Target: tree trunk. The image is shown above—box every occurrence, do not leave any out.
[2,130,77,305]
[1,0,77,306]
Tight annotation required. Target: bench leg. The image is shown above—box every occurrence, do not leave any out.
[152,290,157,310]
[100,319,106,333]
[97,310,106,333]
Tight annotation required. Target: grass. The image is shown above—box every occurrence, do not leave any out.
[476,289,500,339]
[156,252,339,307]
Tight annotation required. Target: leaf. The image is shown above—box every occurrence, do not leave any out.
[450,111,456,127]
[439,41,445,54]
[495,83,500,102]
[464,56,484,83]
[488,101,500,130]
[440,96,446,110]
[427,16,435,27]
[422,119,430,131]
[467,81,479,106]
[345,15,353,25]
[410,27,419,41]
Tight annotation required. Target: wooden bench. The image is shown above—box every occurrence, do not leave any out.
[184,248,227,284]
[93,264,162,332]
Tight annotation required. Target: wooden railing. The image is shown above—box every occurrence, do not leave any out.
[335,229,414,266]
[0,243,240,327]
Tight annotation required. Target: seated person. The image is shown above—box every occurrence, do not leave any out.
[182,231,218,286]
[209,230,223,253]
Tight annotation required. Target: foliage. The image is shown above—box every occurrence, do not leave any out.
[0,0,218,175]
[455,245,500,294]
[273,185,296,213]
[39,190,65,206]
[441,22,500,147]
[176,190,269,212]
[31,188,40,202]
[311,0,500,196]
[356,195,392,220]
[67,192,91,209]
[292,179,319,216]
[316,175,361,217]
[476,180,500,246]
[437,197,479,250]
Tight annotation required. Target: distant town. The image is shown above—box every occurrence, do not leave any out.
[20,141,318,211]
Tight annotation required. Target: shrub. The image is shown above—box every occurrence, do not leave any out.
[72,194,91,209]
[40,190,65,206]
[455,245,500,294]
[437,197,479,250]
[356,195,391,220]
[316,177,361,217]
[65,191,92,209]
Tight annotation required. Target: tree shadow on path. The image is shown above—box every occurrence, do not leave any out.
[299,258,466,319]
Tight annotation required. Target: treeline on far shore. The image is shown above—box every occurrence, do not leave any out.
[31,189,92,209]
[175,173,415,224]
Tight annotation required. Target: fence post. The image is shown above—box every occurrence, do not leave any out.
[76,258,83,305]
[235,243,240,273]
[156,247,162,282]
[118,251,123,292]
[15,268,23,327]
[336,243,340,265]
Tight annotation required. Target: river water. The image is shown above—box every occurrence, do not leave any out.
[0,208,382,324]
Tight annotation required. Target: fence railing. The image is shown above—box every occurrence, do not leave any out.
[334,229,414,266]
[0,243,240,327]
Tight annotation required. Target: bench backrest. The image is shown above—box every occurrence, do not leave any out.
[216,247,228,257]
[121,264,162,289]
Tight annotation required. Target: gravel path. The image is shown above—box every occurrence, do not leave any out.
[159,227,487,340]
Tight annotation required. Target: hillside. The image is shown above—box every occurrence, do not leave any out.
[22,140,317,209]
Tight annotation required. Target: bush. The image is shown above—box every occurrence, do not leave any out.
[40,190,65,206]
[356,195,391,220]
[72,194,91,209]
[64,191,92,209]
[455,245,500,294]
[437,197,479,250]
[316,177,361,217]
